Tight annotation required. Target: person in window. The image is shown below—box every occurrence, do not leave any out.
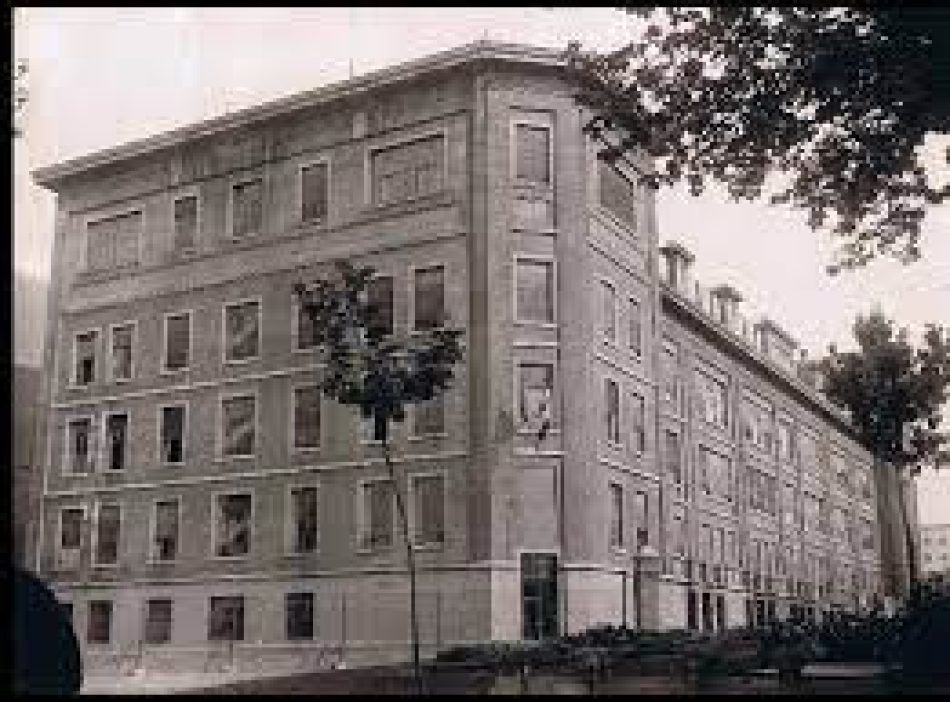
[13,566,83,695]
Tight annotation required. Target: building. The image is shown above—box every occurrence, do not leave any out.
[32,41,889,677]
[921,524,950,586]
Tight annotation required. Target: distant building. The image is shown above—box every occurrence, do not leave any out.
[32,40,900,677]
[921,524,950,585]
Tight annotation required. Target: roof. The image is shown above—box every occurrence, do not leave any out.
[755,316,799,347]
[32,40,566,190]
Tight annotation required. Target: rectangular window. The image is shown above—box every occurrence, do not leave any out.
[208,596,245,641]
[777,421,793,461]
[672,514,684,555]
[94,504,120,565]
[609,482,623,550]
[661,345,679,409]
[145,599,173,644]
[68,418,93,474]
[87,601,112,644]
[224,300,260,362]
[665,431,681,484]
[301,162,329,222]
[605,378,620,444]
[600,280,617,343]
[367,275,394,335]
[60,508,83,567]
[695,369,728,428]
[372,134,445,205]
[110,324,134,381]
[628,299,642,355]
[173,195,198,250]
[413,395,445,437]
[104,413,128,472]
[360,480,393,550]
[295,298,319,351]
[286,592,314,641]
[516,260,554,323]
[164,313,191,371]
[515,124,551,185]
[289,487,319,554]
[86,211,140,272]
[153,500,179,562]
[75,331,98,386]
[635,491,649,546]
[160,405,186,465]
[411,474,445,547]
[599,160,637,230]
[629,393,645,453]
[231,178,263,238]
[215,494,252,558]
[518,363,555,432]
[222,395,256,457]
[521,553,559,640]
[413,266,444,330]
[293,386,322,450]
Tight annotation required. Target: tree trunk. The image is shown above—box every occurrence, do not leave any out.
[896,469,919,602]
[381,435,422,694]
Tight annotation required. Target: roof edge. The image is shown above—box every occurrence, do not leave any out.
[32,40,567,190]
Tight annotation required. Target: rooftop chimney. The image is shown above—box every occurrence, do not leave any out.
[754,317,799,371]
[658,241,694,295]
[709,284,743,328]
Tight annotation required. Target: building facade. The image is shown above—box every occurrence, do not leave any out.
[33,41,885,677]
[921,524,950,586]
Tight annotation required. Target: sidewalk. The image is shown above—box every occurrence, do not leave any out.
[80,668,291,695]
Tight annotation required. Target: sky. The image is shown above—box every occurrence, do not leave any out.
[13,7,950,523]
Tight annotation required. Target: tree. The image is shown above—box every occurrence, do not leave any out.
[565,8,950,274]
[13,58,28,139]
[816,311,950,598]
[294,261,464,693]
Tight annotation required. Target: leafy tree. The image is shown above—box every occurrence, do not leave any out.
[816,311,949,597]
[565,8,950,274]
[294,261,463,692]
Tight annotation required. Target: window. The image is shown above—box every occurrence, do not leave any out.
[153,500,179,562]
[224,300,260,362]
[411,474,445,547]
[665,431,681,484]
[295,296,320,351]
[231,178,263,238]
[609,483,623,550]
[74,331,98,386]
[286,592,314,640]
[671,513,684,556]
[215,494,252,558]
[605,378,620,444]
[163,313,191,371]
[661,345,679,410]
[372,134,445,205]
[367,275,394,335]
[86,211,140,272]
[60,508,84,567]
[68,418,93,474]
[87,601,112,644]
[412,395,445,437]
[289,487,319,554]
[413,266,444,330]
[634,491,649,546]
[628,299,642,355]
[799,431,819,475]
[629,392,645,453]
[777,421,793,462]
[695,369,728,428]
[293,386,321,450]
[698,445,730,498]
[104,413,128,471]
[174,195,198,250]
[514,124,551,185]
[741,396,773,452]
[521,553,559,640]
[222,395,256,457]
[360,480,393,550]
[110,324,134,381]
[208,596,245,641]
[94,503,120,565]
[300,162,329,222]
[160,405,186,465]
[145,599,173,644]
[516,259,554,323]
[599,160,637,230]
[600,280,617,343]
[518,363,555,432]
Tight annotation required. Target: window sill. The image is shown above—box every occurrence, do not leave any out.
[160,367,190,376]
[408,433,448,442]
[282,549,320,558]
[223,356,261,366]
[356,546,394,556]
[210,555,251,562]
[412,541,445,552]
[516,428,561,437]
[513,320,558,329]
[67,383,94,392]
[215,455,257,462]
[91,562,119,569]
[147,558,178,566]
[294,445,322,454]
[111,377,133,385]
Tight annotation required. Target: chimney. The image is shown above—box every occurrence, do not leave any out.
[754,317,799,371]
[709,284,743,329]
[658,241,694,295]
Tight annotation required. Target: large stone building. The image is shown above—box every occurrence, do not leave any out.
[921,524,950,585]
[32,41,890,676]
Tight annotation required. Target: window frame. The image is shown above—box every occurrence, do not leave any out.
[284,483,320,556]
[218,390,259,460]
[100,409,130,473]
[627,297,642,357]
[407,470,447,550]
[156,401,188,467]
[513,254,557,327]
[604,376,621,447]
[227,174,265,240]
[221,296,263,365]
[171,186,201,253]
[608,481,624,552]
[210,490,255,561]
[161,310,194,375]
[510,116,554,188]
[57,504,87,568]
[356,477,396,553]
[408,394,448,441]
[148,496,181,564]
[63,413,96,476]
[599,278,618,345]
[91,500,121,569]
[144,598,174,645]
[107,320,137,383]
[71,327,101,388]
[408,263,447,333]
[207,595,246,642]
[83,206,144,274]
[597,158,639,233]
[290,383,323,453]
[87,599,114,646]
[285,591,315,641]
[628,391,646,455]
[297,156,332,225]
[364,127,450,206]
[514,360,558,437]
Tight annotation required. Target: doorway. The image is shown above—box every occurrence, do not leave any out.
[521,553,559,640]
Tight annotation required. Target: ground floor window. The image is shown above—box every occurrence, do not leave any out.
[715,594,726,630]
[286,592,314,641]
[87,600,112,644]
[145,599,173,644]
[686,590,698,630]
[521,553,558,640]
[208,596,245,641]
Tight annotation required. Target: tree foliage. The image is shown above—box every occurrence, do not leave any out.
[818,311,949,470]
[293,260,463,440]
[565,8,950,274]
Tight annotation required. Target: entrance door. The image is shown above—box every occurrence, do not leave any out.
[521,553,559,640]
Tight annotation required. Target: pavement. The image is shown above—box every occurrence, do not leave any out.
[80,668,294,696]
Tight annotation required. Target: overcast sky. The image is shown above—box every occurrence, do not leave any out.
[13,7,950,522]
